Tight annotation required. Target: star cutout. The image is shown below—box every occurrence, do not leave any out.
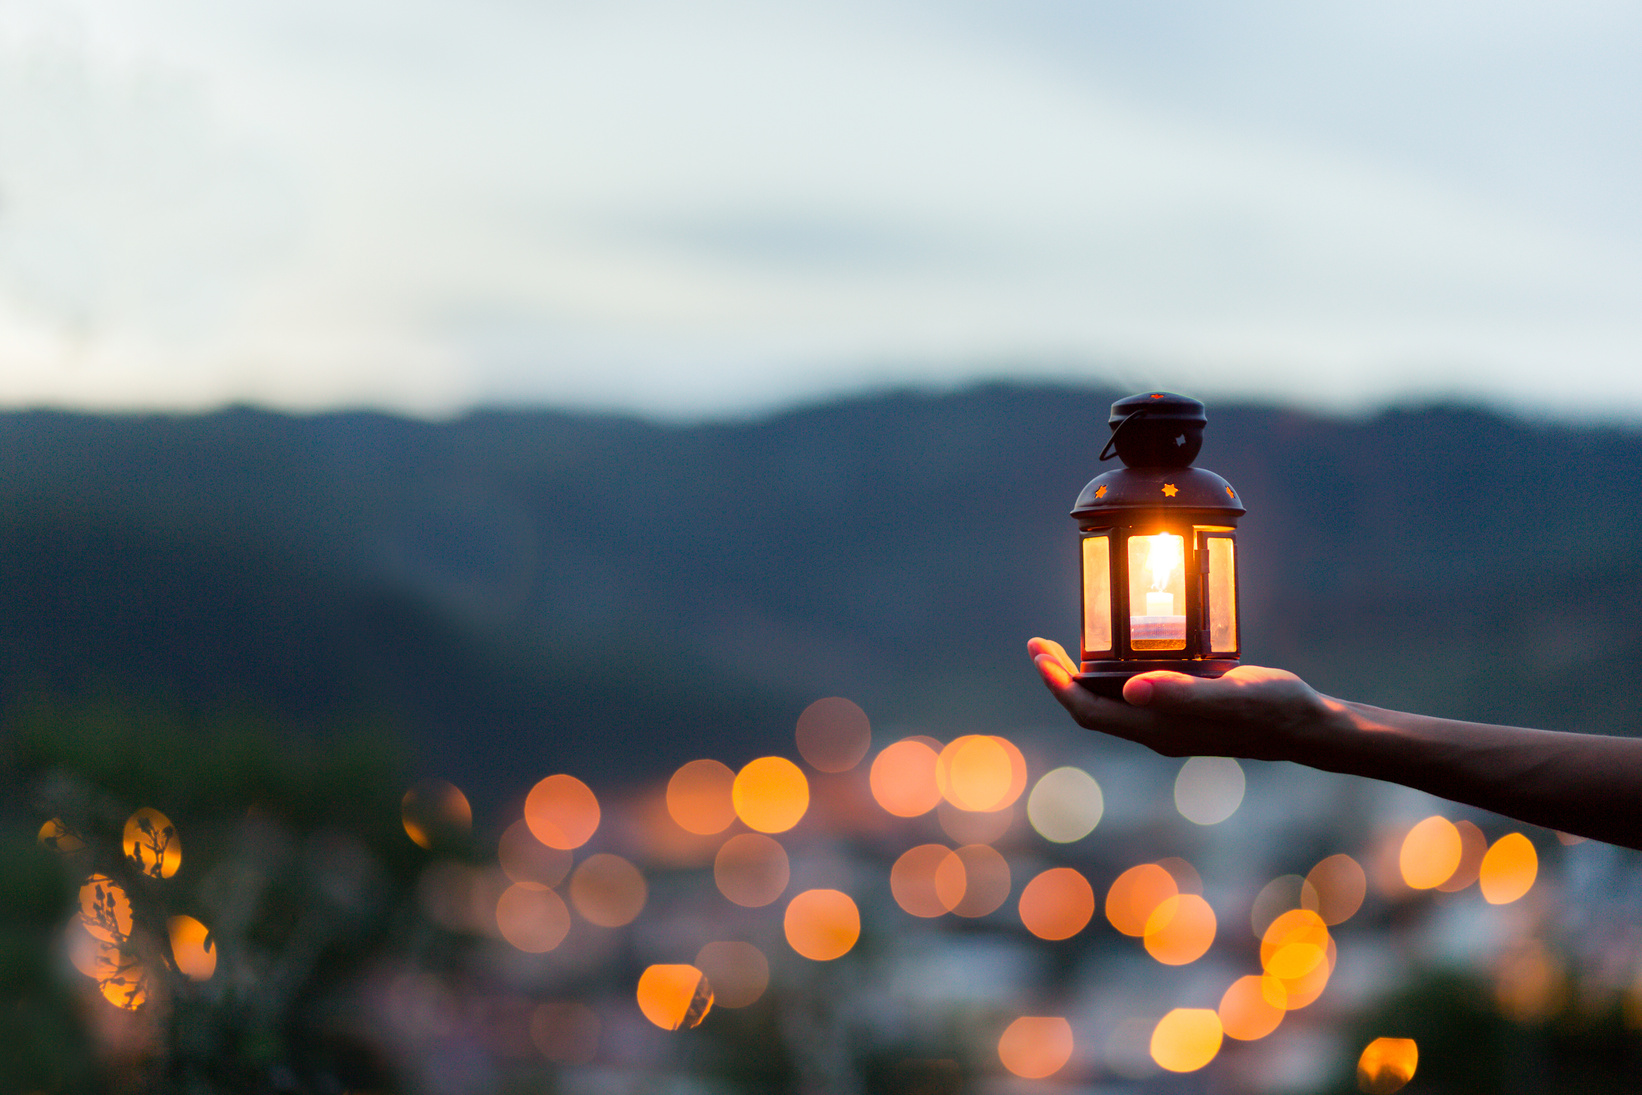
[1162,483,1179,498]
[1094,484,1108,499]
[1225,486,1236,499]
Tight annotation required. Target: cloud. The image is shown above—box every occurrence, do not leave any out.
[1,0,1638,419]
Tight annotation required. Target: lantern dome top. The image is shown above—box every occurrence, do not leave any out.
[1105,392,1206,468]
[1072,392,1244,522]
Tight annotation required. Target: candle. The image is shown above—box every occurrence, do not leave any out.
[1146,590,1174,617]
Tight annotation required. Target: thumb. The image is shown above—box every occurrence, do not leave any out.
[1122,670,1245,712]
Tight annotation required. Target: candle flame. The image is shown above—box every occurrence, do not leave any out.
[1147,534,1183,592]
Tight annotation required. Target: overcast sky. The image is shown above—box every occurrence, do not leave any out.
[2,0,1640,421]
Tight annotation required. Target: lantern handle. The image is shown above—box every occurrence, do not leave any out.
[1099,406,1151,462]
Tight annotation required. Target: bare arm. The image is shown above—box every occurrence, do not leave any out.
[1029,637,1642,851]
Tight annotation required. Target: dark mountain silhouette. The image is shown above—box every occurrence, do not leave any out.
[0,386,1635,807]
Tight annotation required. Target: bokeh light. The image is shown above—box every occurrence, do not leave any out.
[532,1001,600,1064]
[98,964,149,1011]
[38,817,84,853]
[892,844,960,918]
[1261,908,1330,981]
[1399,815,1461,890]
[419,860,509,936]
[1356,1037,1418,1094]
[498,818,572,889]
[1019,867,1095,941]
[1173,757,1245,825]
[1276,937,1337,1010]
[715,833,791,908]
[1479,832,1538,905]
[947,844,1012,918]
[1026,766,1104,843]
[636,964,713,1030]
[1251,874,1306,936]
[570,853,648,927]
[1106,863,1177,937]
[124,807,181,878]
[694,941,770,1008]
[80,874,133,944]
[401,782,471,851]
[1302,854,1367,925]
[937,799,1014,845]
[1495,938,1566,1021]
[870,738,942,818]
[496,883,571,952]
[1150,1008,1223,1072]
[1219,975,1286,1041]
[936,735,1027,812]
[732,756,810,834]
[997,1016,1074,1079]
[795,696,872,773]
[1156,856,1203,894]
[168,915,217,980]
[525,774,601,850]
[1143,893,1216,965]
[666,759,738,835]
[1435,819,1487,893]
[936,735,1013,811]
[784,889,860,960]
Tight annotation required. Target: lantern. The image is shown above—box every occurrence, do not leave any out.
[1072,392,1244,698]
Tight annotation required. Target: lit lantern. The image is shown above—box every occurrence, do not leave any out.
[1073,393,1243,697]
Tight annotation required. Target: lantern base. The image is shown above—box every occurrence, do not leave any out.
[1076,660,1240,700]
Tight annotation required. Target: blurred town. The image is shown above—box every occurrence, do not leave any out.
[4,385,1641,1093]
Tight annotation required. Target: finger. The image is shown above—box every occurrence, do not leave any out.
[1032,651,1074,690]
[1026,636,1078,675]
[1125,670,1251,714]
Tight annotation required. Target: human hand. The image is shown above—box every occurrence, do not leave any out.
[1027,637,1344,762]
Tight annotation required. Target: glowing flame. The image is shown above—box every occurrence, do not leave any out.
[1147,533,1183,592]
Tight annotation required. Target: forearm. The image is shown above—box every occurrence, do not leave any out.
[1306,699,1642,851]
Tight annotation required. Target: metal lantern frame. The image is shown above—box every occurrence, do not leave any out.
[1072,393,1245,698]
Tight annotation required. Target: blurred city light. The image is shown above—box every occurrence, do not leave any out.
[167,915,216,981]
[123,807,181,878]
[1356,1037,1418,1094]
[869,738,943,818]
[1026,766,1104,843]
[400,781,472,851]
[794,696,872,773]
[714,833,790,908]
[497,818,572,889]
[783,889,860,960]
[1399,816,1462,890]
[495,883,571,953]
[1302,854,1367,925]
[1019,867,1095,941]
[1150,1008,1223,1072]
[524,774,601,850]
[1218,975,1286,1041]
[1142,893,1216,965]
[1106,863,1177,937]
[1172,757,1245,825]
[997,1016,1074,1079]
[1435,819,1488,893]
[569,853,647,928]
[693,941,769,1009]
[731,756,810,833]
[666,759,738,835]
[636,964,714,1031]
[1478,833,1538,905]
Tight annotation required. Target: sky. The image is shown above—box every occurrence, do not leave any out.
[1,0,1640,422]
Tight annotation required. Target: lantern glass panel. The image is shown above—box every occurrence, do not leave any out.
[1205,535,1238,654]
[1081,533,1112,656]
[1127,533,1186,651]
